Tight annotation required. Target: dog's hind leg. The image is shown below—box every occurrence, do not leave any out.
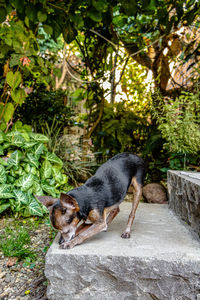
[121,175,142,239]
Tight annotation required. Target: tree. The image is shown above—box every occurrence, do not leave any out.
[0,0,199,96]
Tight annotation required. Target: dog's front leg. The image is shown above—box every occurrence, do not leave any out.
[60,221,106,249]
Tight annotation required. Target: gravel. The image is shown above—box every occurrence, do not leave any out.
[0,218,53,300]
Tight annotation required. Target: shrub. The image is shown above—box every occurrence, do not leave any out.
[0,122,71,217]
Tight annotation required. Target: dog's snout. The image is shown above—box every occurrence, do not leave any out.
[59,234,64,244]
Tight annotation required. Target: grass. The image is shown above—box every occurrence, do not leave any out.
[0,225,36,260]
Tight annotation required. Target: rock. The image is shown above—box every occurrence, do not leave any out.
[168,170,200,237]
[142,183,167,204]
[4,274,13,283]
[0,271,6,279]
[45,203,200,300]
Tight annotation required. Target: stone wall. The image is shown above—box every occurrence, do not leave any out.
[167,170,200,237]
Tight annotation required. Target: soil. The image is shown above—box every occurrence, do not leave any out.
[0,217,53,300]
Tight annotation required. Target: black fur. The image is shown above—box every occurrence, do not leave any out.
[67,153,145,219]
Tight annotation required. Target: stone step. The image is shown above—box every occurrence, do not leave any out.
[45,203,200,300]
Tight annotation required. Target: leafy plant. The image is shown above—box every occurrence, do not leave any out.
[15,87,75,133]
[0,122,71,217]
[153,90,200,154]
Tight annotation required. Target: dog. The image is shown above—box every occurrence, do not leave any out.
[37,153,145,249]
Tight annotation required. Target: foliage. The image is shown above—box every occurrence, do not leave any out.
[15,87,75,133]
[90,100,151,155]
[1,0,199,96]
[153,90,200,154]
[0,122,70,217]
[0,18,58,131]
[0,225,35,260]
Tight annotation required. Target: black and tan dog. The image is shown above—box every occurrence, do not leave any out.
[37,153,145,249]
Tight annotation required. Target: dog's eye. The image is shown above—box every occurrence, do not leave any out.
[61,208,67,214]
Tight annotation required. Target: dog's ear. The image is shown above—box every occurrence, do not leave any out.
[60,193,79,212]
[35,195,58,208]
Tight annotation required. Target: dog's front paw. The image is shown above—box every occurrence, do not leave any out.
[121,232,130,239]
[59,241,75,249]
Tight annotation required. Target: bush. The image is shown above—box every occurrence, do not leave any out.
[0,122,71,217]
[15,87,75,133]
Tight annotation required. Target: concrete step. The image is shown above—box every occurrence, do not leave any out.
[45,203,200,300]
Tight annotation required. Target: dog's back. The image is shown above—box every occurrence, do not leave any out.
[68,153,145,218]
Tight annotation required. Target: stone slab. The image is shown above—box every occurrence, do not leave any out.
[45,203,200,300]
[168,170,200,237]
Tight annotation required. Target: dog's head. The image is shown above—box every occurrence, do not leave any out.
[36,193,80,244]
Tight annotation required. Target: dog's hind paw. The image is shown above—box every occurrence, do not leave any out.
[121,232,130,239]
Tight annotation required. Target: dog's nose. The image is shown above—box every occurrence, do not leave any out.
[59,234,64,244]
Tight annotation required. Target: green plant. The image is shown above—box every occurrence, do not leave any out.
[0,225,36,260]
[154,90,200,155]
[90,100,151,156]
[0,122,70,217]
[15,88,75,133]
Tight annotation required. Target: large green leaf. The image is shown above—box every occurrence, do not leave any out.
[7,133,25,147]
[0,203,10,214]
[41,160,52,179]
[41,183,57,197]
[13,190,29,205]
[33,143,45,156]
[29,133,49,143]
[4,103,15,123]
[52,166,63,183]
[15,173,34,191]
[0,165,7,184]
[6,71,22,90]
[26,153,40,168]
[45,152,63,168]
[11,88,26,104]
[7,150,22,167]
[32,181,43,196]
[23,141,38,149]
[0,184,14,198]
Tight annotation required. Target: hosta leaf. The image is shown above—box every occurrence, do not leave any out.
[0,165,7,183]
[26,153,40,168]
[29,133,49,143]
[13,190,29,205]
[7,150,22,167]
[45,152,63,168]
[0,203,10,214]
[15,173,34,191]
[0,184,14,198]
[41,160,52,179]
